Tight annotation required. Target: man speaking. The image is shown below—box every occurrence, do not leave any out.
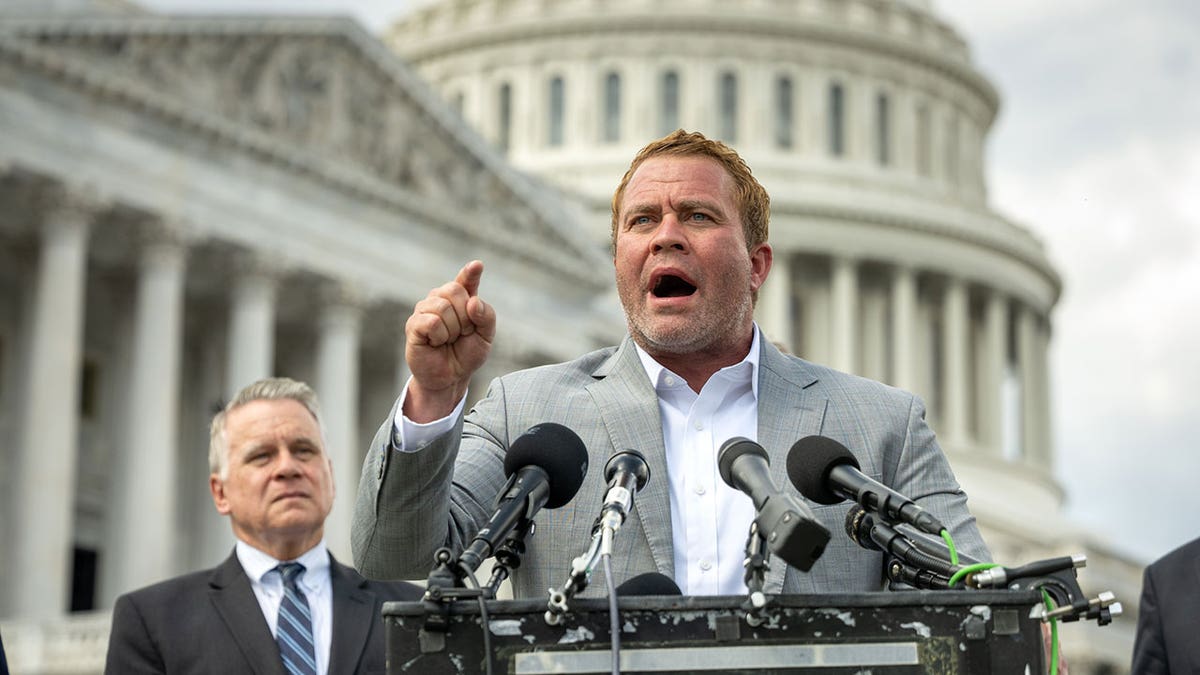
[352,130,989,599]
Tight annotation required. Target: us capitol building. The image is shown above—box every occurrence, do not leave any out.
[0,0,1142,672]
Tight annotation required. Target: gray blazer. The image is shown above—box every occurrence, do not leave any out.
[352,334,989,599]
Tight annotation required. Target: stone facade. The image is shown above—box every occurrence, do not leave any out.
[0,11,619,673]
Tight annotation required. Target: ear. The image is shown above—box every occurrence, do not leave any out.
[749,243,773,293]
[210,475,232,516]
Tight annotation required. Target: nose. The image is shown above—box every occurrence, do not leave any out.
[651,213,688,253]
[273,449,303,478]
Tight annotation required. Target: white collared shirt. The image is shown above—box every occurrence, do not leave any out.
[393,326,764,596]
[237,539,333,675]
[632,326,760,596]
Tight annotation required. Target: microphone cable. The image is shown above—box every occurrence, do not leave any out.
[455,562,496,675]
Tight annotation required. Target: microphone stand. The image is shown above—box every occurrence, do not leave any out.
[741,521,771,627]
[486,518,535,597]
[546,517,604,625]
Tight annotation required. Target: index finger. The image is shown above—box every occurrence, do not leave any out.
[455,260,485,298]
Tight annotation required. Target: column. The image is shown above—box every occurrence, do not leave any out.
[940,278,970,448]
[757,251,794,353]
[830,256,859,374]
[11,192,94,619]
[1015,304,1042,466]
[225,261,278,396]
[890,266,918,392]
[977,290,1007,456]
[860,282,888,384]
[315,286,363,562]
[1034,317,1054,467]
[107,229,188,599]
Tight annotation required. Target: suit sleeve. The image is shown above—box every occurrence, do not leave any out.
[351,381,511,580]
[1132,564,1169,675]
[105,594,166,675]
[889,393,991,566]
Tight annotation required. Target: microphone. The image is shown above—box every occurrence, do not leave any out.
[843,506,955,577]
[786,435,945,536]
[616,572,681,597]
[599,450,651,532]
[717,437,830,572]
[457,423,589,574]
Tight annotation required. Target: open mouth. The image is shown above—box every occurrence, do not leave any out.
[651,274,697,298]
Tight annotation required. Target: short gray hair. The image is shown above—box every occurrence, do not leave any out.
[208,377,324,479]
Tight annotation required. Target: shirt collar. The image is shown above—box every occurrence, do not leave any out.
[236,538,329,592]
[633,323,761,398]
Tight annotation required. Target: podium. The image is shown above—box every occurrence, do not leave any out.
[384,590,1046,674]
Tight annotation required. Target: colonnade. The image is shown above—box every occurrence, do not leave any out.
[758,252,1053,464]
[1,185,403,618]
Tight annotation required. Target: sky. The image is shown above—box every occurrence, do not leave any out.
[134,0,1200,565]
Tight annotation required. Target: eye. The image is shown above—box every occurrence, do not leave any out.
[689,212,710,222]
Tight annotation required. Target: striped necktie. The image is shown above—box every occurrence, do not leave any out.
[276,562,317,675]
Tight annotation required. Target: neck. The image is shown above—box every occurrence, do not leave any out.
[642,329,755,393]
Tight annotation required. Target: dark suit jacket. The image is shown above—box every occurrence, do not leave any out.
[1132,537,1200,674]
[105,550,422,674]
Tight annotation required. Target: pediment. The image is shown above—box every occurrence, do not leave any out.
[0,16,609,288]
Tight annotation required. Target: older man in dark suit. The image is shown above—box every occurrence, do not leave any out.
[1132,537,1200,674]
[106,377,421,675]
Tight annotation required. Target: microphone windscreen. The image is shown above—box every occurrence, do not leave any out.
[504,422,589,509]
[616,572,681,597]
[717,436,768,489]
[786,435,860,505]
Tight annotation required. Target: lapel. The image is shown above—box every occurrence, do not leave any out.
[208,552,286,675]
[586,337,675,579]
[327,554,377,674]
[755,337,827,593]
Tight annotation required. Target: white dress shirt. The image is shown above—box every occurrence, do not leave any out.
[237,539,333,675]
[631,328,760,595]
[393,325,764,596]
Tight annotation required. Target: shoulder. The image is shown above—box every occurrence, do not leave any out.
[504,346,619,379]
[771,350,917,409]
[1147,536,1200,579]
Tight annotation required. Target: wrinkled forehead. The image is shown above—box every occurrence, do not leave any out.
[225,399,322,448]
[621,155,737,211]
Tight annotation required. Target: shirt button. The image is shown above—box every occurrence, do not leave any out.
[664,375,676,386]
[699,560,712,571]
[694,485,706,496]
[694,421,704,431]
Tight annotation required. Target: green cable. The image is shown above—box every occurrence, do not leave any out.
[947,562,997,587]
[1041,589,1059,673]
[940,529,960,566]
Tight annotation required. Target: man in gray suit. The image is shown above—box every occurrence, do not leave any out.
[352,130,989,600]
[106,378,420,674]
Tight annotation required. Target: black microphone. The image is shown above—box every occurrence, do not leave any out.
[600,450,650,529]
[458,423,589,573]
[616,572,681,597]
[717,437,830,572]
[787,435,945,536]
[843,506,955,577]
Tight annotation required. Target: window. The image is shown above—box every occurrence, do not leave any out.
[775,76,794,149]
[719,71,738,142]
[548,76,565,147]
[915,103,931,176]
[828,82,845,157]
[876,92,891,166]
[497,82,512,154]
[660,70,680,136]
[945,113,959,184]
[603,71,621,143]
